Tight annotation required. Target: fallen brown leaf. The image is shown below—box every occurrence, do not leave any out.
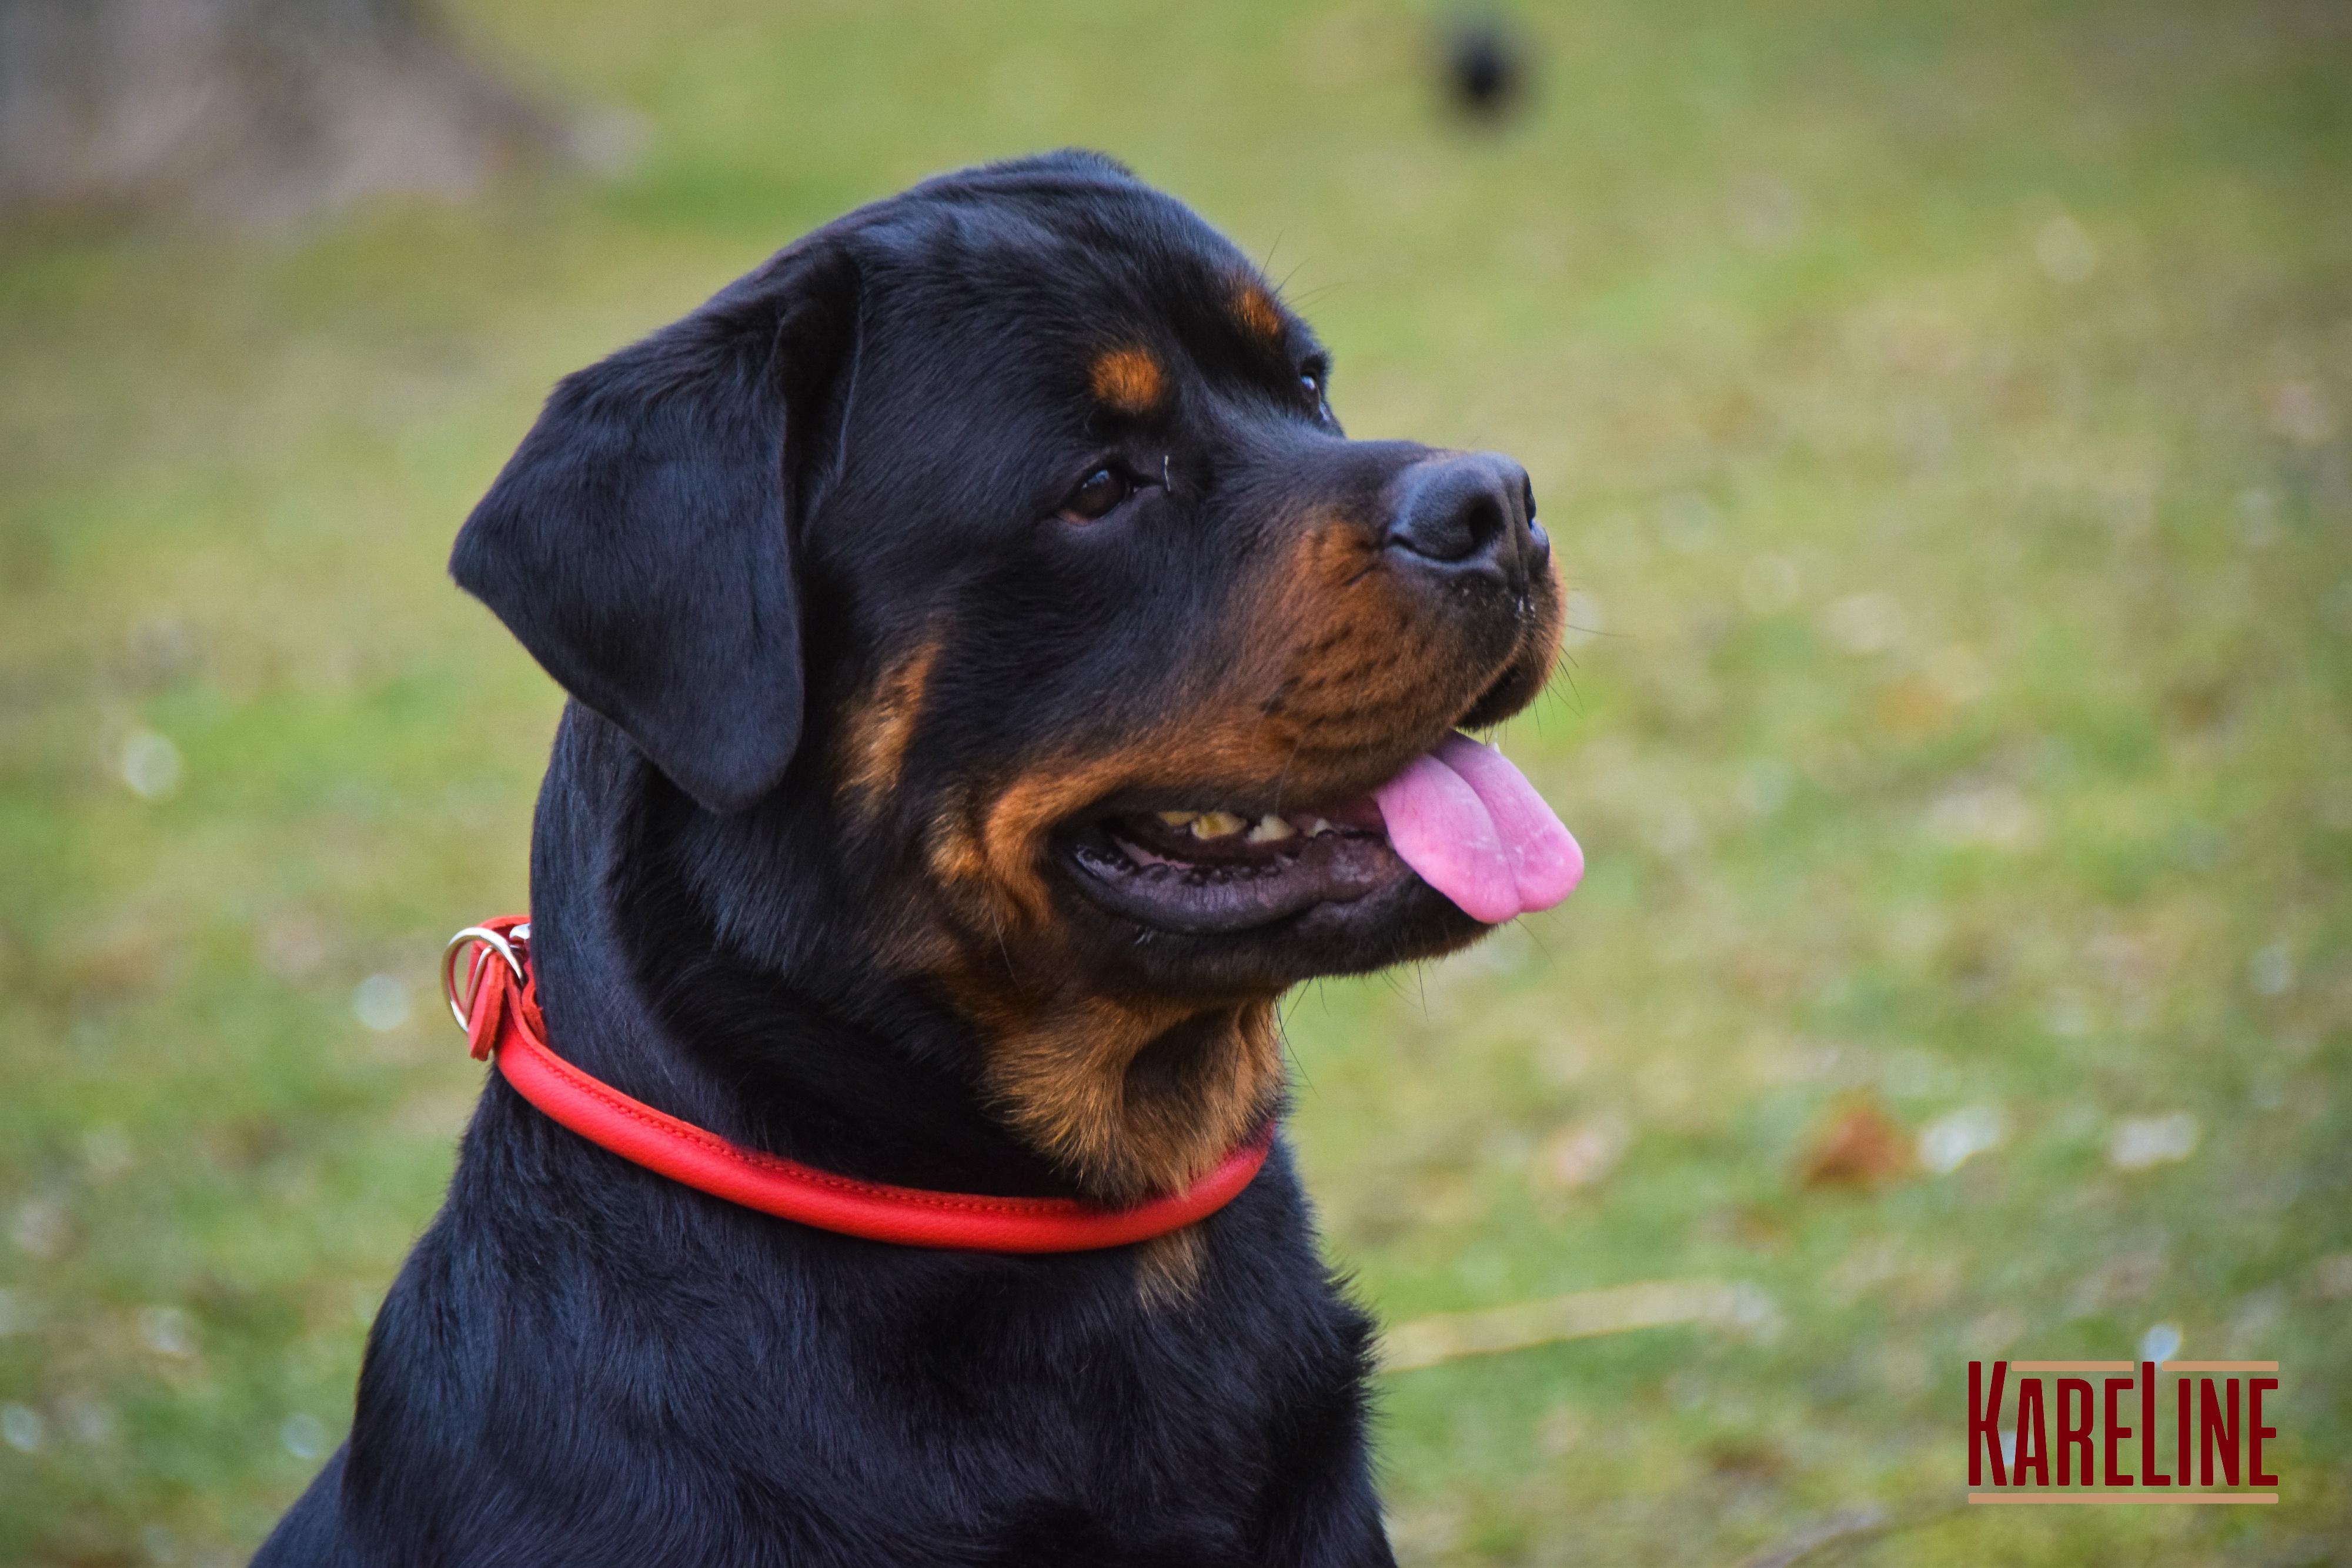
[1796,1092,1913,1190]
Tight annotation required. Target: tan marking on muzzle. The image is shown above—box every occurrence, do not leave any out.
[930,512,1494,930]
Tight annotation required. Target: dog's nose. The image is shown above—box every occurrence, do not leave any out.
[1385,452,1539,574]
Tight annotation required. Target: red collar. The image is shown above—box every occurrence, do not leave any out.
[443,917,1270,1252]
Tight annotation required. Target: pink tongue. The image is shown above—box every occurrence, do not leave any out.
[1370,733,1584,924]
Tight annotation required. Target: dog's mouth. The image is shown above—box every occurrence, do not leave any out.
[1060,731,1582,937]
[1066,798,1405,935]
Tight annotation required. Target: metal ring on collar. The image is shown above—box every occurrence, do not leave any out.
[441,924,527,1032]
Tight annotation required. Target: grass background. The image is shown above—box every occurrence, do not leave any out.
[3,0,2349,1562]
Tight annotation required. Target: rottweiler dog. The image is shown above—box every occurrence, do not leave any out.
[257,151,1576,1567]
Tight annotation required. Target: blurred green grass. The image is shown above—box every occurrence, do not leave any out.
[3,0,2348,1562]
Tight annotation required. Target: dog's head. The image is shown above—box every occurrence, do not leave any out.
[454,153,1574,1198]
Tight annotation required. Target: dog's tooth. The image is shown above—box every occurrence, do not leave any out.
[1246,813,1295,843]
[1304,817,1337,837]
[1157,810,1200,828]
[1190,810,1248,840]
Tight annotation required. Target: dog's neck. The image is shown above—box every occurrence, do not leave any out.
[514,707,1115,1199]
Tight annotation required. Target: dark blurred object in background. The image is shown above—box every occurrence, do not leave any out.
[1442,14,1529,123]
[0,0,575,228]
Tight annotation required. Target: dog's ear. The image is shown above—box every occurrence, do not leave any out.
[451,240,860,813]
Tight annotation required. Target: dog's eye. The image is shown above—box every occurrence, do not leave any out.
[1297,359,1331,413]
[1058,467,1133,524]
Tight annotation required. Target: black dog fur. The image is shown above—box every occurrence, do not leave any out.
[256,151,1559,1566]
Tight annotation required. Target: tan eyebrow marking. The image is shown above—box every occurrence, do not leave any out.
[1233,281,1284,343]
[1088,346,1164,415]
